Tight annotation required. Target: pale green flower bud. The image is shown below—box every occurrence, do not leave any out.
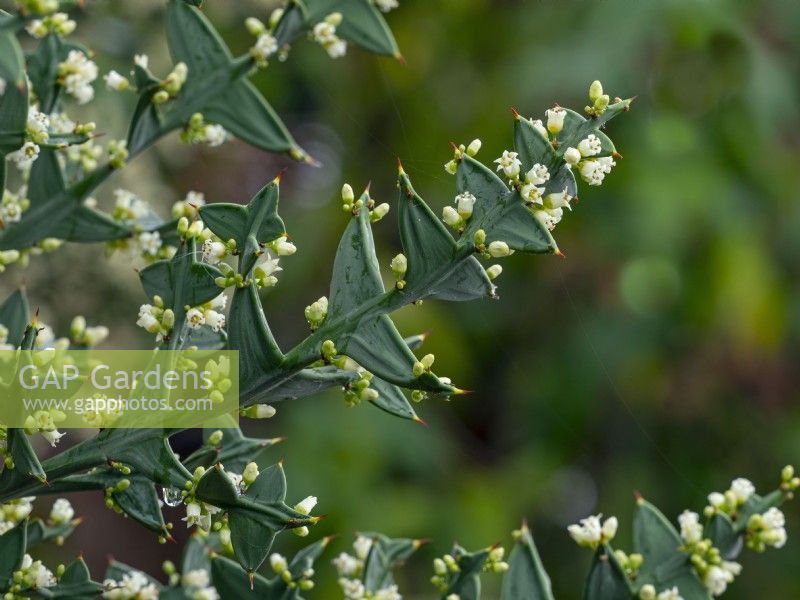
[589,80,603,103]
[488,240,511,257]
[466,139,482,156]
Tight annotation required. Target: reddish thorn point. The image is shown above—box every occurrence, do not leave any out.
[554,249,565,259]
[394,52,406,65]
[521,517,529,529]
[72,517,84,526]
[274,167,288,183]
[107,554,115,564]
[453,388,472,396]
[322,534,338,546]
[364,180,372,194]
[248,572,255,590]
[511,107,521,119]
[612,151,623,159]
[420,330,431,341]
[278,456,285,466]
[166,534,176,544]
[413,538,432,548]
[412,415,428,427]
[396,157,405,175]
[268,436,286,445]
[633,489,643,502]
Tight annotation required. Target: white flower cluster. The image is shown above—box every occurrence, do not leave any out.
[136,296,175,343]
[102,570,159,600]
[1,188,30,224]
[113,189,149,222]
[104,70,130,92]
[15,553,57,590]
[181,568,218,600]
[185,293,227,333]
[23,408,66,446]
[180,113,227,147]
[334,536,400,599]
[567,514,618,548]
[49,497,75,524]
[6,104,51,170]
[313,13,347,59]
[67,139,103,172]
[746,507,788,551]
[58,49,98,104]
[0,496,35,535]
[26,11,75,37]
[373,0,399,12]
[304,296,328,330]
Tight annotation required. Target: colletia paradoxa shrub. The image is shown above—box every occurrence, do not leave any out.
[0,0,795,599]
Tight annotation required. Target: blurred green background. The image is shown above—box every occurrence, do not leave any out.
[3,0,800,596]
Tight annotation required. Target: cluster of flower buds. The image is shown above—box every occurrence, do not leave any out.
[343,371,377,407]
[412,353,435,378]
[704,477,758,516]
[202,354,232,405]
[585,79,611,117]
[179,112,228,147]
[103,477,132,516]
[613,549,644,579]
[292,495,318,537]
[172,191,206,220]
[67,138,102,172]
[340,183,390,222]
[246,9,289,67]
[26,11,75,38]
[472,229,512,259]
[107,139,128,169]
[177,567,218,600]
[270,551,316,591]
[0,249,21,273]
[136,296,175,342]
[312,13,347,59]
[674,508,741,596]
[69,315,109,346]
[152,62,188,105]
[304,296,329,331]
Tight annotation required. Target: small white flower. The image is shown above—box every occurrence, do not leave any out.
[0,78,6,96]
[602,516,618,540]
[760,507,788,548]
[49,498,74,524]
[186,308,205,329]
[181,569,209,589]
[544,188,572,210]
[578,134,602,157]
[487,240,511,258]
[339,578,366,599]
[373,0,399,12]
[525,163,550,186]
[564,146,581,166]
[442,205,461,227]
[530,118,548,139]
[202,239,226,264]
[295,495,318,515]
[8,141,41,169]
[210,293,227,310]
[353,535,373,560]
[704,565,735,596]
[183,501,203,528]
[546,106,566,135]
[203,124,227,147]
[103,70,130,91]
[138,231,161,256]
[567,514,617,547]
[203,309,225,332]
[134,54,149,69]
[313,21,338,45]
[332,552,360,576]
[114,189,149,221]
[271,236,297,256]
[252,32,279,60]
[455,191,477,219]
[707,492,725,508]
[521,183,544,205]
[193,588,219,600]
[656,587,683,600]
[729,478,755,503]
[325,38,348,59]
[270,553,288,573]
[41,428,65,447]
[494,150,522,179]
[678,510,703,545]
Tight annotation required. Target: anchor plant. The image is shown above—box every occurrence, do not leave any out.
[0,0,794,598]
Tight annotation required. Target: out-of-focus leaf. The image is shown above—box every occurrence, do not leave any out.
[0,288,29,347]
[583,545,631,600]
[36,557,103,599]
[0,522,26,587]
[25,518,77,549]
[500,522,554,600]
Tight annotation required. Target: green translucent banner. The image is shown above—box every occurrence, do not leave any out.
[0,349,239,428]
